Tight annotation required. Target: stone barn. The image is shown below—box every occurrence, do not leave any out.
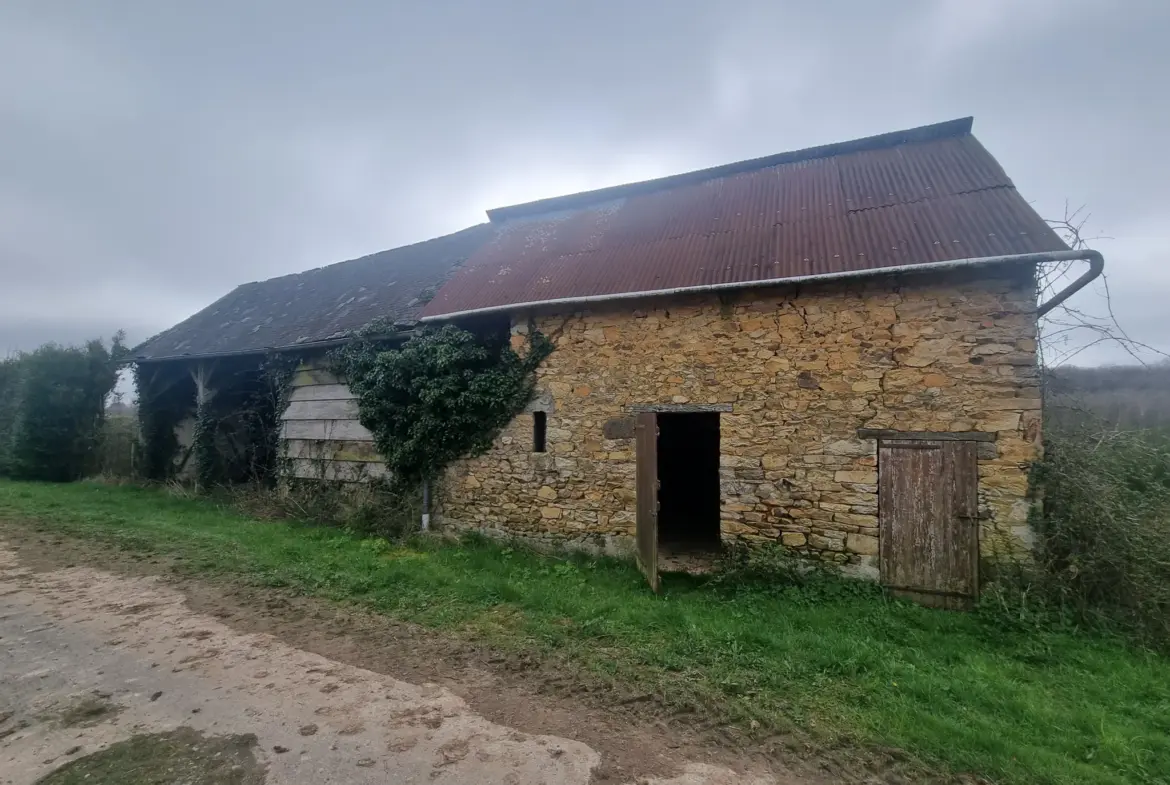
[132,117,1102,605]
[419,118,1102,603]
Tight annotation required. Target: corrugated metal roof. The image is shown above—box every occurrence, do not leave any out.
[421,119,1066,319]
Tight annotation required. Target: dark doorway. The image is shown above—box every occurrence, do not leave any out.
[656,412,721,550]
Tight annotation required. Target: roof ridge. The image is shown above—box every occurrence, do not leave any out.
[487,118,974,223]
[466,184,1025,260]
[842,184,1017,214]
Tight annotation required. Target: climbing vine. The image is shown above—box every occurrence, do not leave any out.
[134,363,195,481]
[331,323,553,493]
[191,393,221,489]
[254,352,299,486]
[194,355,301,489]
[135,353,298,487]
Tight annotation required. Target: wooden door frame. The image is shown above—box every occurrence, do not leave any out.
[634,411,660,592]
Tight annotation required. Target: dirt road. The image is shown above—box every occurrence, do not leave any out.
[0,541,785,785]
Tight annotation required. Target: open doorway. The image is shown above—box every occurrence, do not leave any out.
[656,412,721,553]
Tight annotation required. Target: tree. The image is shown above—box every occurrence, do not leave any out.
[1,333,129,482]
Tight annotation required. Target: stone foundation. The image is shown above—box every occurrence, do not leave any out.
[436,266,1041,573]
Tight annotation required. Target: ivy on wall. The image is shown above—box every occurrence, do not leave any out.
[191,392,221,489]
[134,363,195,482]
[257,353,299,485]
[332,323,553,493]
[135,353,298,487]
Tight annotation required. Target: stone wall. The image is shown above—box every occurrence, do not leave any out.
[435,265,1042,574]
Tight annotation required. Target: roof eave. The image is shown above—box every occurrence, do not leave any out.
[133,326,420,364]
[420,250,1090,323]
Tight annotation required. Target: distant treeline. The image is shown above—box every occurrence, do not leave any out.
[1046,363,1170,429]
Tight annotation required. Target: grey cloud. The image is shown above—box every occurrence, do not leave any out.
[1,0,1167,363]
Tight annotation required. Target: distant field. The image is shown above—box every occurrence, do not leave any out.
[1047,364,1170,429]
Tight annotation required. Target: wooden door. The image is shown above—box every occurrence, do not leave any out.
[635,411,660,592]
[878,439,979,608]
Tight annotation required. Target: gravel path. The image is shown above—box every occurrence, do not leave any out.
[0,542,776,785]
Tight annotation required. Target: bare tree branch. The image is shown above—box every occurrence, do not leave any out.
[1038,204,1167,369]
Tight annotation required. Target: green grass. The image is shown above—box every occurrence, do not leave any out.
[36,728,264,785]
[3,480,1169,785]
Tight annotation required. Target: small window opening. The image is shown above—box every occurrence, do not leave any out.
[533,411,547,453]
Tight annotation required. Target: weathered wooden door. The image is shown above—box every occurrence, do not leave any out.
[878,439,979,608]
[635,411,660,592]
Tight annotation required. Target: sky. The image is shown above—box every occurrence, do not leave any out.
[1,0,1167,366]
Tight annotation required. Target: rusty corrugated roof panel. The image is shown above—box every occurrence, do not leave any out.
[421,119,1066,319]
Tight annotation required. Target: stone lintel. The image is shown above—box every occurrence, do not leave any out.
[628,403,733,413]
[524,391,555,413]
[856,428,997,442]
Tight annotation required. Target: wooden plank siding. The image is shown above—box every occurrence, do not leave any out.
[289,383,357,402]
[290,367,345,388]
[280,357,386,482]
[284,439,382,462]
[281,419,374,442]
[289,457,389,482]
[283,398,360,421]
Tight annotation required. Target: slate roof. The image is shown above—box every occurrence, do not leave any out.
[420,118,1067,320]
[134,224,493,361]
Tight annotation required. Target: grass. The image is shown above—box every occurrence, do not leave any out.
[54,693,121,729]
[3,480,1169,785]
[36,728,264,785]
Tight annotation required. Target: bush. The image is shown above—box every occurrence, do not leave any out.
[0,359,20,475]
[226,480,421,540]
[0,335,127,482]
[1022,421,1170,649]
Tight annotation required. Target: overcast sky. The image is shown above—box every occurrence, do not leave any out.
[2,0,1167,366]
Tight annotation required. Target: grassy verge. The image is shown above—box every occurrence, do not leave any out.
[3,480,1169,785]
[37,728,264,785]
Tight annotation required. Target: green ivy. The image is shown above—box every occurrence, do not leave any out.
[332,324,552,493]
[192,394,221,489]
[135,354,297,488]
[253,353,299,486]
[0,334,128,482]
[134,363,194,481]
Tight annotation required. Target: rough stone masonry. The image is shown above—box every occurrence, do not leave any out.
[436,265,1041,577]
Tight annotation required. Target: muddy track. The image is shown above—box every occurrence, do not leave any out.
[0,522,937,784]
